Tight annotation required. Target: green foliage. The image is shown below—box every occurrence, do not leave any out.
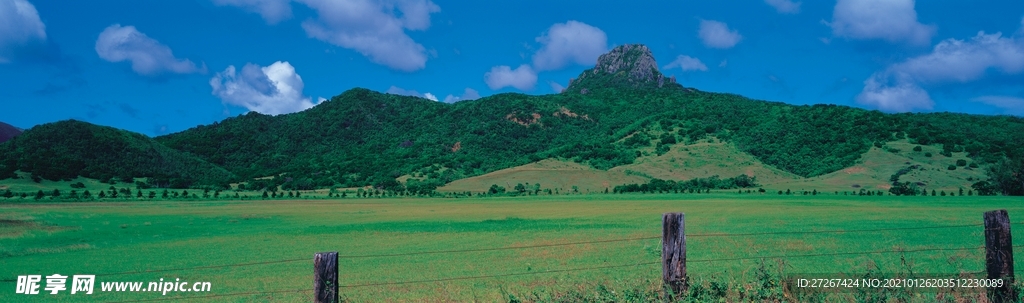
[0,120,234,187]
[614,175,757,193]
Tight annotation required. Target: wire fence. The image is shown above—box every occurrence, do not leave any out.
[0,221,991,282]
[3,222,1016,302]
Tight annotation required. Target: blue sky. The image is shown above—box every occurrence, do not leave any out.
[1,0,1023,136]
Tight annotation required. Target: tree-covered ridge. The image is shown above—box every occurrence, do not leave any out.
[0,120,235,187]
[2,44,1023,195]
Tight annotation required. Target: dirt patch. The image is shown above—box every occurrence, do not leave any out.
[450,141,461,152]
[842,167,866,174]
[506,112,542,126]
[552,106,592,121]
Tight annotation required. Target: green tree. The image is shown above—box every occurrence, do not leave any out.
[51,189,61,198]
[35,190,45,200]
[2,190,12,199]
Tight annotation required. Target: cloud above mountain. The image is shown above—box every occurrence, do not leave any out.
[210,61,314,115]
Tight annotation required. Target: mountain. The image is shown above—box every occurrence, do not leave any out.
[0,120,235,187]
[0,121,21,143]
[2,44,1023,195]
[566,44,677,92]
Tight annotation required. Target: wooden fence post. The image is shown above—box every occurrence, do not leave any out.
[984,210,1015,302]
[314,252,338,303]
[662,212,687,297]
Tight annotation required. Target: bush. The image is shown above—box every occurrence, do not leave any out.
[924,152,932,157]
[947,165,956,170]
[956,159,967,166]
[913,146,922,152]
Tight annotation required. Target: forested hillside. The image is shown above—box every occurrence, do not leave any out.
[0,120,235,187]
[1,44,1022,195]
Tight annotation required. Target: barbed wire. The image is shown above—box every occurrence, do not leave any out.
[0,223,1000,282]
[99,244,1023,302]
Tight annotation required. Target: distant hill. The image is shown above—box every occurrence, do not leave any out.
[2,44,1023,195]
[0,120,235,187]
[0,121,21,143]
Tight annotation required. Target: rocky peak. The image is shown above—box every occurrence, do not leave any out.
[566,44,676,92]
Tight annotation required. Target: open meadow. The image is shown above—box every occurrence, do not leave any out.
[2,194,1023,302]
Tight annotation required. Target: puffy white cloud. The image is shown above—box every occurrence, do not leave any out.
[764,0,800,14]
[698,20,742,49]
[297,0,439,72]
[663,55,708,72]
[0,0,47,63]
[210,61,314,115]
[829,0,935,45]
[531,20,608,71]
[95,24,205,76]
[212,0,292,24]
[890,31,1024,83]
[855,73,933,112]
[442,88,480,103]
[857,29,1024,112]
[484,64,537,91]
[972,96,1024,115]
[423,92,438,101]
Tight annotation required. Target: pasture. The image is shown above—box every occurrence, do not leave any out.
[1,194,1021,302]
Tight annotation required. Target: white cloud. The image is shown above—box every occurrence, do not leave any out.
[719,60,728,67]
[317,96,327,104]
[663,55,708,72]
[442,88,480,103]
[95,24,205,76]
[212,0,292,24]
[857,27,1024,113]
[857,32,1024,112]
[829,0,935,46]
[210,61,314,115]
[972,96,1024,115]
[296,0,439,72]
[698,20,742,49]
[0,0,46,63]
[531,20,608,71]
[423,92,438,101]
[891,31,1024,83]
[764,0,800,14]
[548,81,565,93]
[855,73,933,112]
[484,64,537,91]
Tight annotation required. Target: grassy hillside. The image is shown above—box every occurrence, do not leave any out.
[1,44,1023,195]
[150,45,1024,195]
[438,159,648,193]
[0,120,235,187]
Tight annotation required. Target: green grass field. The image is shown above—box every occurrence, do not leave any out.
[2,194,1022,302]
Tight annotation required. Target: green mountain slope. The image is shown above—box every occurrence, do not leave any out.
[2,44,1022,195]
[0,120,235,187]
[152,44,1024,194]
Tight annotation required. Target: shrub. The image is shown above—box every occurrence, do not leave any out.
[956,159,967,166]
[924,152,932,157]
[947,165,956,170]
[913,146,922,152]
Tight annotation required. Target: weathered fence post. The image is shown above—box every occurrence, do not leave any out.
[314,252,338,303]
[984,210,1015,303]
[662,212,687,297]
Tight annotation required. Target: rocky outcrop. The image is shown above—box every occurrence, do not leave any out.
[566,44,677,92]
